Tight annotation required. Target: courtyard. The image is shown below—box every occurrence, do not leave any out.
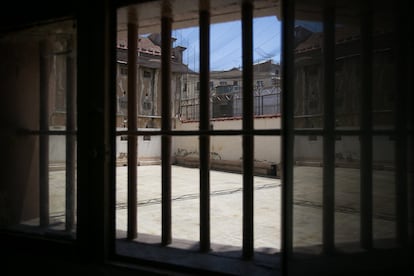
[46,165,397,254]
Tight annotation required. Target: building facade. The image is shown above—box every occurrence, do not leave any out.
[179,60,281,121]
[293,24,397,165]
[116,34,192,129]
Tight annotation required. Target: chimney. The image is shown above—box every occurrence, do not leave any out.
[172,46,186,63]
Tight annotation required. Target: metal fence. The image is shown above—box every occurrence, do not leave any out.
[180,87,281,120]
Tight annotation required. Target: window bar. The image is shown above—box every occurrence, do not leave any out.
[360,1,373,250]
[199,0,211,252]
[66,36,76,232]
[394,2,408,247]
[127,20,138,240]
[322,1,335,254]
[39,40,50,228]
[242,0,254,259]
[281,0,295,263]
[161,2,172,246]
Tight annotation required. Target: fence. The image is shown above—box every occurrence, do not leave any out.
[180,86,281,121]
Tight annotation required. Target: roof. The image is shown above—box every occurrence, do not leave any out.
[210,68,241,79]
[117,36,161,56]
[209,60,279,78]
[117,33,193,73]
[116,48,193,73]
[138,36,161,56]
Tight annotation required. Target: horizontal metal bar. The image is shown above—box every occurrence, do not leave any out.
[116,129,282,136]
[17,130,77,135]
[115,128,411,137]
[137,115,161,119]
[293,128,402,136]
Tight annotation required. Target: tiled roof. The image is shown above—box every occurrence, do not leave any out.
[117,36,161,55]
[116,48,192,73]
[117,34,192,73]
[138,37,161,56]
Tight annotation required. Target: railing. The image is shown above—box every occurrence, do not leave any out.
[180,88,281,121]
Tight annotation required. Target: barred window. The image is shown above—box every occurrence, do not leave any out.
[0,19,77,237]
[115,0,281,273]
[1,0,412,275]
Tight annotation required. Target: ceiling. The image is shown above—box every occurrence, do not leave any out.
[117,0,280,42]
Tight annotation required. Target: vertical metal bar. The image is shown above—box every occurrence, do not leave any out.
[242,0,254,259]
[161,2,172,246]
[322,1,335,254]
[66,36,76,232]
[108,3,118,258]
[39,40,50,228]
[261,95,264,115]
[127,20,138,240]
[199,0,210,252]
[394,0,408,247]
[406,0,414,250]
[360,0,373,250]
[76,0,114,259]
[281,0,295,270]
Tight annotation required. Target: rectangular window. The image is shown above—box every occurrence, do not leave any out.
[120,66,128,75]
[1,1,412,276]
[143,70,152,78]
[115,0,281,273]
[0,19,77,237]
[286,0,412,274]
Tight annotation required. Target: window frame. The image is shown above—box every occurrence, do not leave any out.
[110,0,282,274]
[1,0,412,275]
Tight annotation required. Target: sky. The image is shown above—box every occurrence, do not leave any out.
[172,16,281,72]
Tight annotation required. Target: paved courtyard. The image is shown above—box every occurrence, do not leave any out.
[46,165,398,253]
[115,165,281,251]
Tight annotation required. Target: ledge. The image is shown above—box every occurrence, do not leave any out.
[115,232,280,276]
[174,156,279,178]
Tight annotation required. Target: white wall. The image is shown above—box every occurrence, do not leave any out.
[293,135,395,163]
[48,120,394,165]
[173,117,281,164]
[173,118,395,165]
[49,135,66,162]
[116,128,161,160]
[48,127,162,164]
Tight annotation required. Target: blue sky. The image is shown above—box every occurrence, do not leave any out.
[172,16,281,72]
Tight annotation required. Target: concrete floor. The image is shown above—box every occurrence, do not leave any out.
[44,165,398,253]
[115,165,281,251]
